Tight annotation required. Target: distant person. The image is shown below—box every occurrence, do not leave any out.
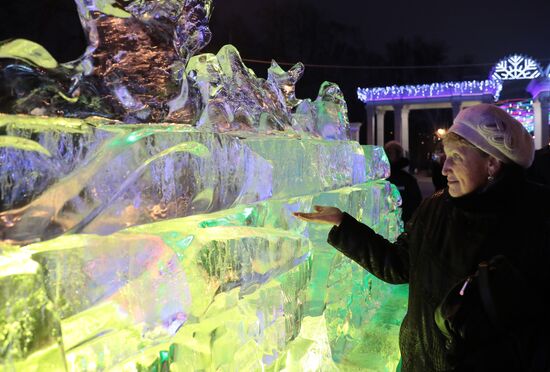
[383,141,422,223]
[527,144,550,186]
[294,104,550,371]
[431,141,448,191]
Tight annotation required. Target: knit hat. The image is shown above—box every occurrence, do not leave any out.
[449,103,535,168]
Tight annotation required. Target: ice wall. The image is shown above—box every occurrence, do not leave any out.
[1,0,407,369]
[1,116,407,371]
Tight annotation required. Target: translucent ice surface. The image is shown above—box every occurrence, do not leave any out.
[0,2,350,140]
[0,115,376,244]
[0,247,66,370]
[1,115,406,370]
[1,1,406,370]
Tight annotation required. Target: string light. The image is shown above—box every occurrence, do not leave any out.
[498,99,550,133]
[356,55,550,104]
[357,79,502,103]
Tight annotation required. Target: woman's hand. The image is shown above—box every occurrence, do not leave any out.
[293,205,344,226]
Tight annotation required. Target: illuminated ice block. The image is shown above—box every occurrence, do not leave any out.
[1,117,273,241]
[244,136,367,198]
[1,143,405,370]
[1,116,377,244]
[0,247,66,370]
[20,222,311,370]
[1,1,405,368]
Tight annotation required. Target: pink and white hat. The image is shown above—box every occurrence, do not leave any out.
[449,103,535,168]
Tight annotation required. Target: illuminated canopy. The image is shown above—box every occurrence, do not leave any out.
[357,54,550,149]
[357,54,547,105]
[357,79,502,104]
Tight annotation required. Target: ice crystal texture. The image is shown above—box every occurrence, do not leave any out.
[0,0,349,138]
[0,1,404,370]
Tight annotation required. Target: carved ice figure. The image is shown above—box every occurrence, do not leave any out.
[73,0,213,122]
[315,82,350,140]
[0,0,212,122]
[185,46,350,139]
[267,61,304,109]
[294,82,350,140]
[0,1,351,139]
[187,45,294,132]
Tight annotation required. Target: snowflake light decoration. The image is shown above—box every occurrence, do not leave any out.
[490,55,542,80]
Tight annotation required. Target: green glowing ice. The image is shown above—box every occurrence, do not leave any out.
[160,232,194,262]
[0,39,58,69]
[0,251,65,369]
[2,182,405,370]
[81,0,131,18]
[198,207,257,228]
[0,113,92,133]
[1,115,406,371]
[146,141,210,163]
[105,127,160,148]
[0,136,52,157]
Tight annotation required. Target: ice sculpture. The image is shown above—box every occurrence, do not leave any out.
[0,0,213,123]
[0,0,406,370]
[188,45,292,132]
[0,0,349,139]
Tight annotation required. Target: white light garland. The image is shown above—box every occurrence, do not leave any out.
[357,79,502,103]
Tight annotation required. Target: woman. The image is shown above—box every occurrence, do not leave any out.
[294,104,550,371]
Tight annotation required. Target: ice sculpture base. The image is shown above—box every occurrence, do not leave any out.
[1,114,405,371]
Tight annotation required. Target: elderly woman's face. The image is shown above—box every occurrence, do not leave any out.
[442,142,491,197]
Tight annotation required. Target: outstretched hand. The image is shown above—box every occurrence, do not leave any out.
[293,205,344,226]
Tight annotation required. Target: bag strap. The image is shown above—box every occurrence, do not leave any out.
[477,261,502,331]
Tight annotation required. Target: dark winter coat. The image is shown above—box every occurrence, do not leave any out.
[528,145,550,187]
[328,167,550,371]
[387,158,422,223]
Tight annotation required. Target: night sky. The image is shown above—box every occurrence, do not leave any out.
[1,0,549,167]
[3,1,549,75]
[210,0,550,63]
[313,0,550,62]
